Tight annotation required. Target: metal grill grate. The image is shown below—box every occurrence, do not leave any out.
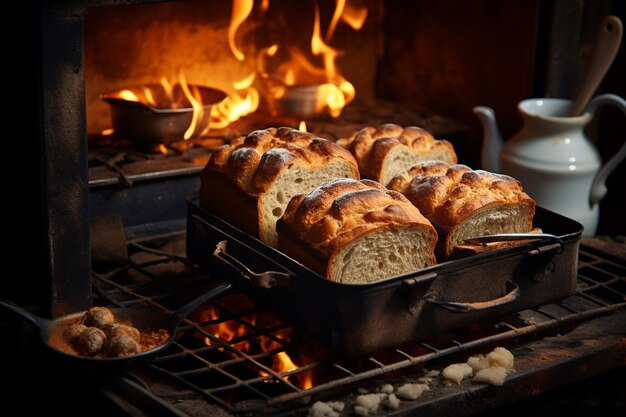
[92,229,626,416]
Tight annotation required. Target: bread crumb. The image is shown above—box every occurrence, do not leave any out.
[327,401,344,412]
[441,346,515,388]
[442,363,473,384]
[386,393,401,410]
[308,401,334,417]
[486,347,515,370]
[397,383,430,400]
[307,400,344,417]
[355,393,386,411]
[473,366,508,386]
[380,384,394,394]
[467,354,491,373]
[353,405,369,416]
[426,369,441,377]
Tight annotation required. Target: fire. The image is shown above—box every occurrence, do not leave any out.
[228,0,254,61]
[326,0,368,41]
[157,144,168,155]
[210,72,259,129]
[110,74,206,140]
[299,121,307,132]
[198,305,312,389]
[114,77,179,108]
[178,71,204,140]
[106,2,368,135]
[255,0,365,118]
[192,0,367,127]
[339,0,369,32]
[118,89,139,102]
[206,0,260,127]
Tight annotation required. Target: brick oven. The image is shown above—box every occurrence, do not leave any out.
[4,1,625,416]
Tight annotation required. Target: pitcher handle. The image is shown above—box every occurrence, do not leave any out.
[585,93,626,207]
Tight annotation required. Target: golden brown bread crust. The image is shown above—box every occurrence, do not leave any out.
[387,161,536,260]
[206,127,358,194]
[199,170,260,237]
[278,178,438,279]
[200,127,360,245]
[336,123,458,183]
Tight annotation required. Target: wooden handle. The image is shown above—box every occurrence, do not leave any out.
[570,15,623,117]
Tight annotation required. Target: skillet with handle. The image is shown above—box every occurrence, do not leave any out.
[0,281,232,370]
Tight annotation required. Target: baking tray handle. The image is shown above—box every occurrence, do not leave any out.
[212,240,293,289]
[428,280,520,313]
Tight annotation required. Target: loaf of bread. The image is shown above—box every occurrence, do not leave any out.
[336,123,458,186]
[387,161,536,261]
[199,127,360,247]
[276,178,438,283]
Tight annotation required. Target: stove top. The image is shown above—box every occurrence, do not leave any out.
[2,225,624,417]
[84,226,625,417]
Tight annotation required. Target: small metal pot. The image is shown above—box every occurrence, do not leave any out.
[101,84,226,145]
[260,76,327,119]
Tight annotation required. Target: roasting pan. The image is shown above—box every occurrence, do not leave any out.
[186,196,583,357]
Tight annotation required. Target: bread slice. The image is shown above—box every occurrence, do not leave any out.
[200,127,360,247]
[387,161,536,261]
[336,123,457,186]
[277,178,437,283]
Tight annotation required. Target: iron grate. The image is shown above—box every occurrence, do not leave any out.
[92,230,626,416]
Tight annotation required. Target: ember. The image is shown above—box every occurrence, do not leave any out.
[195,299,314,389]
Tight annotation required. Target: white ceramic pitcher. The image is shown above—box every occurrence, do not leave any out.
[474,94,626,235]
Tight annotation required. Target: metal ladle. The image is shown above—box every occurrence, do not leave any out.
[0,282,232,370]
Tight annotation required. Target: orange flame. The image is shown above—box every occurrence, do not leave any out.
[228,0,254,61]
[178,71,204,140]
[310,4,356,117]
[210,71,259,129]
[257,1,363,118]
[199,305,312,389]
[299,121,307,132]
[325,0,346,42]
[210,0,262,128]
[325,0,369,42]
[217,0,367,124]
[340,1,368,31]
[118,89,139,101]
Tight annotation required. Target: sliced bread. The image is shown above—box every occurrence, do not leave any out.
[336,123,458,186]
[277,178,437,283]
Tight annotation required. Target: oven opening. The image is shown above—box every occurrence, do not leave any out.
[84,0,475,231]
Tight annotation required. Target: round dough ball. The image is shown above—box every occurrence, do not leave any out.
[82,307,115,329]
[104,323,141,343]
[74,327,107,356]
[64,323,88,343]
[105,334,140,357]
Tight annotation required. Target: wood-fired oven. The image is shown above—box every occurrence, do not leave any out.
[4,1,625,416]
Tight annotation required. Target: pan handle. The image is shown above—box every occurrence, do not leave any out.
[212,240,293,289]
[428,281,520,313]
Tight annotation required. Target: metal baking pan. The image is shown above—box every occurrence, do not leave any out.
[186,196,582,357]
